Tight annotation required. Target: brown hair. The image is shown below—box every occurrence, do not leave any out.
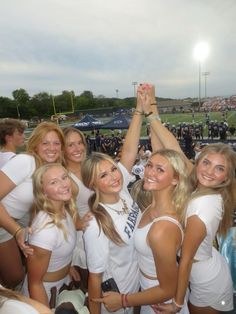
[0,119,25,146]
[81,152,124,245]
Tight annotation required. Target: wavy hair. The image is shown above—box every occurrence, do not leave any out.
[189,143,236,236]
[150,149,190,225]
[81,152,124,245]
[26,122,64,169]
[130,179,152,212]
[32,163,78,240]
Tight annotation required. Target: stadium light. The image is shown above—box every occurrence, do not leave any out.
[193,42,210,110]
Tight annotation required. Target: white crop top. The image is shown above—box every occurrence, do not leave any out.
[30,211,76,271]
[134,216,184,278]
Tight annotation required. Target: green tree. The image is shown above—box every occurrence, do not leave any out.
[29,92,52,119]
[0,97,17,118]
[12,89,30,119]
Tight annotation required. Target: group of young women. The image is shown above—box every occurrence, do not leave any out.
[0,83,235,314]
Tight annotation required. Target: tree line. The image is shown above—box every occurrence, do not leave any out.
[0,89,139,120]
[0,89,176,120]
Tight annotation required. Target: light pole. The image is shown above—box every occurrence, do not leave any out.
[132,81,138,98]
[202,71,210,99]
[194,42,209,110]
[115,89,119,98]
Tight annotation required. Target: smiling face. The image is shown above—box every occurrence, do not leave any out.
[64,131,86,164]
[36,131,62,163]
[143,154,177,192]
[196,152,228,188]
[42,166,72,203]
[95,160,123,202]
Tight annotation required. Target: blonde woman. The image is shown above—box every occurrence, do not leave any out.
[142,96,235,313]
[0,122,64,288]
[80,84,153,314]
[21,163,79,307]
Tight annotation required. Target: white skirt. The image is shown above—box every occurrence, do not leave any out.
[189,247,233,311]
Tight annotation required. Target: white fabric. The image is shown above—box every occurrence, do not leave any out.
[135,216,188,314]
[21,211,76,302]
[186,194,233,311]
[29,211,76,271]
[0,298,39,314]
[22,274,71,303]
[84,162,141,314]
[0,154,35,219]
[187,194,223,261]
[135,215,184,278]
[56,289,89,314]
[0,151,16,169]
[139,273,189,314]
[0,154,35,243]
[70,172,93,268]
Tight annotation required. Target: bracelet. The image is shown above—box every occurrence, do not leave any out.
[172,298,184,310]
[147,114,161,122]
[134,109,143,114]
[14,227,23,238]
[121,294,125,308]
[151,102,157,105]
[144,111,153,117]
[123,294,130,308]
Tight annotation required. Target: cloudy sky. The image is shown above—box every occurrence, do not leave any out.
[0,0,235,99]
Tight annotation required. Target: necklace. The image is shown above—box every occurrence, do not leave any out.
[103,198,129,215]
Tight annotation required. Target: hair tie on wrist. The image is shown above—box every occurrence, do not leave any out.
[147,114,161,122]
[173,298,184,311]
[14,227,23,238]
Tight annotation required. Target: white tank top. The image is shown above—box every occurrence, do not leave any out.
[134,215,184,277]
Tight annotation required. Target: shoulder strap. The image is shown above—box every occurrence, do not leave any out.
[152,216,184,244]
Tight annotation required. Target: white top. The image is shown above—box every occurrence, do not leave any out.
[70,172,93,218]
[135,216,184,277]
[84,163,141,294]
[186,194,223,261]
[0,154,35,219]
[30,211,77,271]
[0,299,39,314]
[0,151,16,169]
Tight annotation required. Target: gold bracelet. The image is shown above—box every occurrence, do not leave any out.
[14,227,23,238]
[151,102,157,105]
[134,109,143,115]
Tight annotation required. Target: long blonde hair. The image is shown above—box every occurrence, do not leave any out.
[130,179,152,213]
[26,122,65,169]
[32,163,78,239]
[81,152,124,245]
[150,149,190,224]
[189,143,236,236]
